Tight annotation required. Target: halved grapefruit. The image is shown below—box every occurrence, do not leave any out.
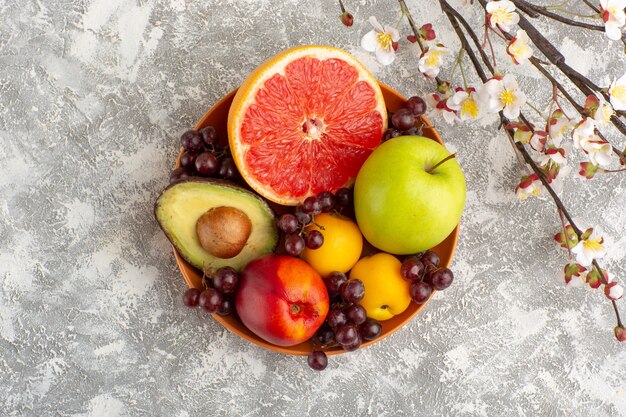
[227,45,387,206]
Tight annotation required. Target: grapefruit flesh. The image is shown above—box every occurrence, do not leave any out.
[228,46,387,206]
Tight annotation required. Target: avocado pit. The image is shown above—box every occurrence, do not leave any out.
[196,206,252,259]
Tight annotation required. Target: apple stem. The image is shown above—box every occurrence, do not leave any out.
[427,152,458,173]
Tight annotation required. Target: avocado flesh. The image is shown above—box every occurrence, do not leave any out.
[155,178,278,272]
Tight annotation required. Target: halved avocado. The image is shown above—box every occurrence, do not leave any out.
[155,178,278,273]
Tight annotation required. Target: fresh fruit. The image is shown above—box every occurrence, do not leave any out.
[345,304,367,325]
[430,268,454,290]
[335,324,359,345]
[410,282,432,304]
[326,307,348,329]
[323,272,348,297]
[182,288,201,307]
[406,96,426,116]
[421,250,441,268]
[217,298,234,316]
[349,253,411,321]
[308,350,328,371]
[195,152,220,176]
[340,279,365,304]
[316,325,335,345]
[199,288,223,313]
[335,187,352,207]
[354,136,466,254]
[235,255,330,346]
[343,333,362,351]
[213,267,239,294]
[227,45,387,205]
[300,212,363,277]
[360,319,382,340]
[199,126,217,146]
[169,167,191,183]
[302,196,322,215]
[317,191,335,212]
[277,214,299,234]
[304,230,324,249]
[154,178,278,272]
[391,108,415,131]
[400,258,425,282]
[284,234,305,256]
[181,130,203,151]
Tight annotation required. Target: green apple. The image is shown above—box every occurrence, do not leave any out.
[354,136,466,254]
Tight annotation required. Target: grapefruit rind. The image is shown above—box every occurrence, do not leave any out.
[228,45,388,206]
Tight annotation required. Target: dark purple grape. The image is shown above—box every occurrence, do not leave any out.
[216,297,234,316]
[430,268,454,290]
[182,288,201,307]
[180,130,203,151]
[323,272,348,297]
[277,214,299,234]
[199,288,223,313]
[382,128,402,141]
[295,209,312,226]
[360,319,382,340]
[213,267,239,294]
[326,307,348,329]
[410,282,432,304]
[195,152,219,176]
[402,127,420,136]
[345,304,367,325]
[401,258,425,283]
[335,188,352,207]
[180,151,199,169]
[335,324,359,345]
[199,126,217,146]
[406,96,427,116]
[307,350,328,371]
[316,324,334,345]
[317,191,335,212]
[302,196,321,215]
[169,167,191,183]
[218,158,238,179]
[304,230,324,249]
[285,234,305,256]
[391,108,416,130]
[421,251,440,268]
[341,279,365,303]
[343,332,362,351]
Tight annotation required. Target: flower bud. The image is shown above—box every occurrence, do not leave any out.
[340,11,353,27]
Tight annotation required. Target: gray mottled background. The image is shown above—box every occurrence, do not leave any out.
[1,0,625,416]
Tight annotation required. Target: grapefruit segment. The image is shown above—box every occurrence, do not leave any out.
[228,45,387,206]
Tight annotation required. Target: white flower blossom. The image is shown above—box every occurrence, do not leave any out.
[446,89,483,120]
[609,72,626,110]
[478,74,527,119]
[548,112,572,146]
[361,16,400,66]
[571,117,596,148]
[418,45,449,79]
[515,174,542,200]
[600,0,626,41]
[425,93,458,124]
[486,0,520,31]
[506,29,533,64]
[605,282,624,300]
[536,148,566,166]
[571,228,607,266]
[592,94,615,125]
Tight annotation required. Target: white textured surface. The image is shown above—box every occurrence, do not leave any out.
[1,0,625,416]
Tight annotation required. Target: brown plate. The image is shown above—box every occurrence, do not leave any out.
[173,83,460,356]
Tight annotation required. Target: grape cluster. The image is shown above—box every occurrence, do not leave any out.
[383,95,427,141]
[182,266,239,316]
[307,272,383,371]
[276,188,352,257]
[169,126,239,183]
[400,250,454,304]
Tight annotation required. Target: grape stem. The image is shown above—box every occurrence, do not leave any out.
[427,153,458,173]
